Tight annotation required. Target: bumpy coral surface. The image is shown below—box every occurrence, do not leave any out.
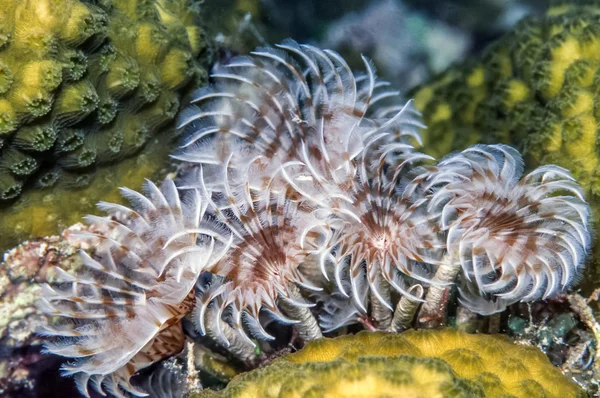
[0,135,173,253]
[0,0,207,251]
[412,0,600,172]
[197,328,585,398]
[409,0,600,286]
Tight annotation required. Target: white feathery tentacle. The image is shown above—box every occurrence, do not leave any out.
[40,179,212,397]
[424,144,592,314]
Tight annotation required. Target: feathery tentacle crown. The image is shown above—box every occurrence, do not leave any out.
[192,181,334,346]
[310,144,445,315]
[39,179,215,397]
[174,39,424,194]
[426,144,592,314]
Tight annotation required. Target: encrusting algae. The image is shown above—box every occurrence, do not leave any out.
[196,329,585,398]
[0,0,210,252]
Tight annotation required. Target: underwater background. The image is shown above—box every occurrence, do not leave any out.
[1,0,599,397]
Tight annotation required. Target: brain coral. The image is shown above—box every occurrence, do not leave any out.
[0,0,207,251]
[409,0,600,285]
[196,328,584,398]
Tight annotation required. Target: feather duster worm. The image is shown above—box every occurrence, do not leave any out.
[175,39,430,335]
[39,179,217,397]
[37,39,431,397]
[37,36,596,397]
[173,39,423,196]
[191,163,335,344]
[286,138,445,329]
[423,144,592,315]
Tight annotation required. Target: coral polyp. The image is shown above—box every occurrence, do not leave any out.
[0,0,203,196]
[0,0,209,253]
[39,179,214,397]
[425,144,591,313]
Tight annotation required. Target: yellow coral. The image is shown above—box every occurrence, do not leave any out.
[411,2,600,165]
[0,0,209,251]
[196,329,584,398]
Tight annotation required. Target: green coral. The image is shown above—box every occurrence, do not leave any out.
[409,0,600,287]
[0,134,173,251]
[0,0,208,251]
[196,329,584,398]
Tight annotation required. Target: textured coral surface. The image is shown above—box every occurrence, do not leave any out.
[409,0,600,287]
[0,135,172,252]
[196,328,585,398]
[0,0,208,251]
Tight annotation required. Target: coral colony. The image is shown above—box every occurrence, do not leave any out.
[199,329,584,397]
[0,0,203,201]
[39,41,592,397]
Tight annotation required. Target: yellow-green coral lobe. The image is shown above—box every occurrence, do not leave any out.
[0,0,209,251]
[0,134,173,249]
[410,2,600,160]
[196,329,584,398]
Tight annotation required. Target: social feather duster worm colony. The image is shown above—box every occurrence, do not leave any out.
[39,41,592,397]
